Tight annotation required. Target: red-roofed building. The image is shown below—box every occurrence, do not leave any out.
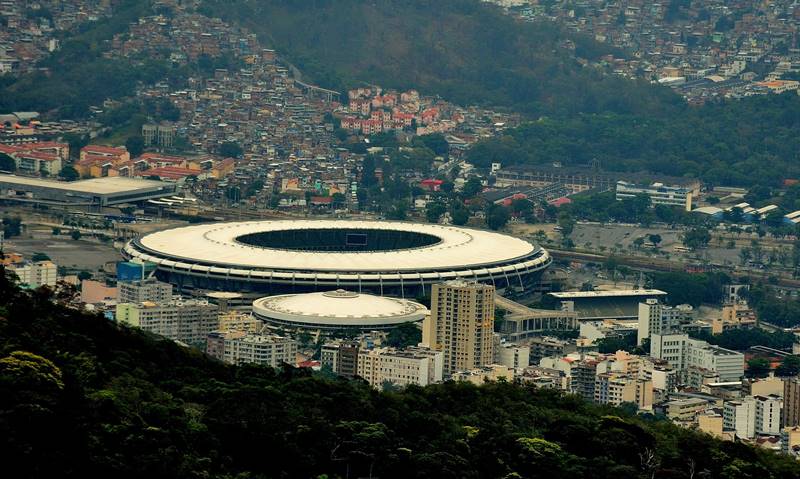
[0,142,68,175]
[420,107,440,125]
[548,197,572,207]
[421,179,444,191]
[310,196,334,207]
[138,153,188,169]
[80,145,130,163]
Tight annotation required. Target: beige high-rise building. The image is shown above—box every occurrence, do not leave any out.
[784,377,800,427]
[423,280,495,376]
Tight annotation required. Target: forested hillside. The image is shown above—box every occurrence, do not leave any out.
[467,92,800,186]
[0,0,164,117]
[199,0,682,118]
[2,271,800,478]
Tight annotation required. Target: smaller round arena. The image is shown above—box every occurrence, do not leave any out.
[252,289,428,332]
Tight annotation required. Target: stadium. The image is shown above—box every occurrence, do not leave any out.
[252,289,428,332]
[122,219,551,297]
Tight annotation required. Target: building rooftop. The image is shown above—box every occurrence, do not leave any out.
[129,219,542,273]
[0,174,167,195]
[549,289,667,299]
[253,289,428,327]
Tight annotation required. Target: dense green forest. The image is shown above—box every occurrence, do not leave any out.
[199,0,681,117]
[3,271,800,478]
[467,92,800,186]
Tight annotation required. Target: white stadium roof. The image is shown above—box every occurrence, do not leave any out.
[130,220,538,273]
[253,289,428,328]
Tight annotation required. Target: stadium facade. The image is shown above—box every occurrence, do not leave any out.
[252,289,428,332]
[123,220,551,297]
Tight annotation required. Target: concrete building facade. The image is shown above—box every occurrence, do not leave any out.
[116,299,219,345]
[118,278,173,303]
[424,281,495,376]
[207,330,297,368]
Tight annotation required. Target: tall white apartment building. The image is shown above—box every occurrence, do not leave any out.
[755,394,783,435]
[637,299,693,345]
[424,281,495,376]
[724,397,756,439]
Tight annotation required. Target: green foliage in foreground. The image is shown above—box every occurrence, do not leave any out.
[1,272,799,478]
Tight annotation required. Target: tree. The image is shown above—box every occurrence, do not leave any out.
[462,177,483,198]
[487,205,510,230]
[648,234,662,247]
[776,355,800,377]
[70,230,81,241]
[386,322,422,348]
[2,217,22,238]
[360,155,377,187]
[747,358,770,378]
[77,271,93,281]
[58,165,79,181]
[683,227,711,249]
[0,152,15,171]
[385,200,408,220]
[739,247,752,266]
[51,227,60,236]
[417,133,449,156]
[332,193,347,209]
[125,136,145,158]
[425,202,447,223]
[31,253,50,262]
[451,205,469,225]
[219,141,243,158]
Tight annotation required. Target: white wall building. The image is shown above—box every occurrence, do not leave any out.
[118,279,173,303]
[616,181,693,211]
[637,299,693,345]
[755,394,783,435]
[7,260,57,287]
[724,396,756,439]
[651,333,744,383]
[496,343,531,370]
[356,346,443,389]
[116,299,219,345]
[207,330,297,368]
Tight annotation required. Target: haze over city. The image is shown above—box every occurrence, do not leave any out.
[2,1,800,478]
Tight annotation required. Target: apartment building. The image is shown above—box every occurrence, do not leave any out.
[495,343,531,370]
[724,397,756,439]
[651,333,744,383]
[594,372,653,409]
[6,260,57,288]
[356,346,443,389]
[116,299,219,345]
[206,330,297,368]
[784,377,800,427]
[424,281,495,376]
[637,299,693,345]
[755,394,783,435]
[118,278,173,303]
